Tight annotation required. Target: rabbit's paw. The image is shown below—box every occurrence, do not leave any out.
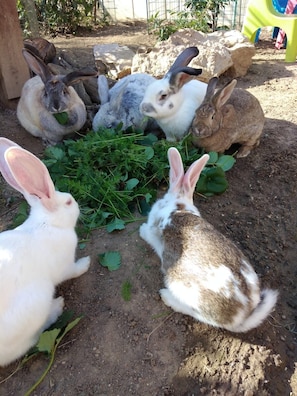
[139,223,149,240]
[74,256,91,276]
[44,297,64,329]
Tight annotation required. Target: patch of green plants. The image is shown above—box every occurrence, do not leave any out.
[148,9,210,41]
[148,0,236,41]
[43,127,235,235]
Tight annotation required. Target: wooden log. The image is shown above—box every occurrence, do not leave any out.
[0,0,30,107]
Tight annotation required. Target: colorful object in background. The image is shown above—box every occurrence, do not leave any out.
[275,0,297,48]
[241,0,297,62]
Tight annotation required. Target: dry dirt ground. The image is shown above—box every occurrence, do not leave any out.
[0,22,297,395]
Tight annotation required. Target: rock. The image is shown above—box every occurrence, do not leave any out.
[93,43,136,79]
[132,29,256,81]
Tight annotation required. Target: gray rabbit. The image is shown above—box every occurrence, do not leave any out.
[17,48,97,145]
[92,73,156,132]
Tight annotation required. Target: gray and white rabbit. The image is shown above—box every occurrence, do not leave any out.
[17,48,97,145]
[92,73,156,132]
[139,147,277,332]
[191,77,265,157]
[0,138,90,366]
[140,47,208,141]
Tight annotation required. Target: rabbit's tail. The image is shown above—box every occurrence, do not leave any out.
[233,289,278,333]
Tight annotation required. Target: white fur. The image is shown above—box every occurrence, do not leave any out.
[0,138,90,366]
[140,78,207,141]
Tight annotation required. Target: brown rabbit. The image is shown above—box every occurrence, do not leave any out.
[190,77,265,158]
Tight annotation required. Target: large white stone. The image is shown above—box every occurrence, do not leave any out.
[132,29,256,81]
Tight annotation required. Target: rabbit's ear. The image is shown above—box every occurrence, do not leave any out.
[3,147,57,211]
[204,77,219,101]
[110,80,129,112]
[0,138,22,191]
[213,79,237,109]
[167,46,199,74]
[22,48,52,84]
[63,69,98,87]
[183,154,209,200]
[168,147,185,193]
[98,75,110,105]
[169,67,202,90]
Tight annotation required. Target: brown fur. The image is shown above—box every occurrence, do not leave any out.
[191,78,265,158]
[163,211,258,324]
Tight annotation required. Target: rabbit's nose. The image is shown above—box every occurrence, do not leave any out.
[140,102,155,114]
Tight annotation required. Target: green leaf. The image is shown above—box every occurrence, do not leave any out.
[53,112,69,125]
[139,196,151,216]
[35,329,60,354]
[121,280,132,301]
[106,217,126,233]
[56,317,82,344]
[197,167,228,194]
[98,251,121,271]
[216,155,236,171]
[47,310,75,331]
[125,178,139,191]
[207,151,219,164]
[144,146,155,159]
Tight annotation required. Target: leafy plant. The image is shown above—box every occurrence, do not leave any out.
[148,9,209,41]
[43,127,235,235]
[121,280,132,301]
[98,251,121,271]
[18,0,102,35]
[185,0,235,32]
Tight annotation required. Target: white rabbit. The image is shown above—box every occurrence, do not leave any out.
[17,48,97,145]
[140,47,208,141]
[139,147,278,332]
[0,138,90,366]
[92,73,157,132]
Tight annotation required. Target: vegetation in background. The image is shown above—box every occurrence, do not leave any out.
[148,0,235,40]
[42,127,235,236]
[17,0,112,35]
[185,0,235,32]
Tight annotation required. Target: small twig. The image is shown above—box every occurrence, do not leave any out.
[57,338,76,349]
[0,362,22,385]
[147,312,174,344]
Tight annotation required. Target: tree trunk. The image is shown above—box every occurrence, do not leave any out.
[21,0,39,38]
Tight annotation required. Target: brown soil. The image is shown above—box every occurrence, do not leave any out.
[0,22,296,396]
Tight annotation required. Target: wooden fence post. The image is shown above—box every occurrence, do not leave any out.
[0,0,30,108]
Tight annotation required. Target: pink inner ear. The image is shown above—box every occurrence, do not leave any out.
[168,147,184,193]
[175,72,192,89]
[5,148,56,205]
[183,154,209,199]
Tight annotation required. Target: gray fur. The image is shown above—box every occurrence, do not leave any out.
[17,48,97,145]
[92,73,156,131]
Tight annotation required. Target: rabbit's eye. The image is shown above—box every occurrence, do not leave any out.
[160,94,167,100]
[66,198,72,206]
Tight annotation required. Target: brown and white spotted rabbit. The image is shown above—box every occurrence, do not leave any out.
[139,147,277,332]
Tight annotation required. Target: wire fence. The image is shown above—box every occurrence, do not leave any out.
[145,0,248,30]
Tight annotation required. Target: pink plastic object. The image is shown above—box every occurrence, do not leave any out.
[275,0,297,48]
